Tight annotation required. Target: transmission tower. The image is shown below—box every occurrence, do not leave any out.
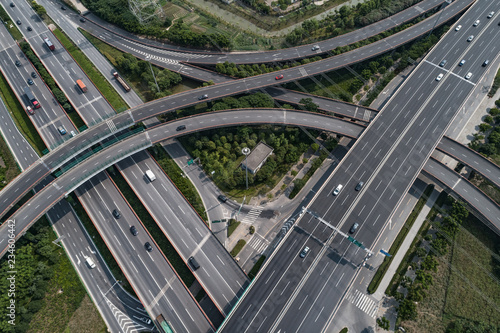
[128,0,164,25]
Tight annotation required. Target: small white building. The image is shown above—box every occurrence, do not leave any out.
[241,142,274,174]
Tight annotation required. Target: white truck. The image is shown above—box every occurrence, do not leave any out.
[145,170,156,182]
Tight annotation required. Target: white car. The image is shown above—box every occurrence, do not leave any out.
[333,184,343,196]
[436,73,444,81]
[455,25,462,31]
[467,35,474,42]
[487,11,494,19]
[473,19,480,26]
[465,72,472,80]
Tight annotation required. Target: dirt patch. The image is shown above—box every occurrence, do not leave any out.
[65,295,107,333]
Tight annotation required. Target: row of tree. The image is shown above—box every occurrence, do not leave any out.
[20,42,73,113]
[469,105,500,158]
[284,0,422,46]
[81,0,231,49]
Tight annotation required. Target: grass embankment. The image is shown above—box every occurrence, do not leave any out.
[0,131,21,189]
[148,145,207,222]
[52,29,129,112]
[227,219,241,237]
[400,213,500,332]
[69,194,134,295]
[248,255,266,280]
[0,6,23,40]
[0,72,46,155]
[230,239,246,257]
[367,185,434,294]
[108,167,196,287]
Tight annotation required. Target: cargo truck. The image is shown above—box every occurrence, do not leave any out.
[24,87,40,109]
[44,37,55,51]
[76,79,87,92]
[113,72,131,92]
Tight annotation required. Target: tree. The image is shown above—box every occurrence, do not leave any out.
[299,98,319,112]
[397,299,417,321]
[478,123,492,133]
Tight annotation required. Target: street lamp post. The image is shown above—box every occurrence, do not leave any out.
[242,147,250,190]
[145,55,160,92]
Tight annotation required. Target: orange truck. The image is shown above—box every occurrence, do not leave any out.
[76,79,87,93]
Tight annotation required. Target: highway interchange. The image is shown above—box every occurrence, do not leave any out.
[0,0,499,332]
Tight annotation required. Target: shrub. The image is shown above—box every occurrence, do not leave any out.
[230,239,247,257]
[249,225,255,234]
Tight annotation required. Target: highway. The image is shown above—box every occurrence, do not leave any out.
[10,0,116,124]
[76,172,214,333]
[0,108,364,256]
[265,87,377,122]
[0,0,475,221]
[116,151,250,316]
[80,0,447,65]
[423,157,500,225]
[38,0,144,108]
[437,135,500,188]
[219,1,500,332]
[0,21,76,149]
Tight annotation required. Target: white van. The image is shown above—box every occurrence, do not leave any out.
[85,257,96,269]
[145,170,156,182]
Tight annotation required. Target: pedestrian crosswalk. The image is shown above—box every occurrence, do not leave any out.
[107,120,117,132]
[247,235,269,254]
[240,206,263,224]
[346,289,378,318]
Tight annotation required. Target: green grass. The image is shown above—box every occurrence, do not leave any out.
[0,131,21,190]
[52,29,129,112]
[148,145,208,222]
[368,185,434,294]
[443,214,500,325]
[0,6,24,41]
[0,72,46,155]
[230,239,246,257]
[227,219,241,238]
[68,194,135,295]
[248,255,266,280]
[108,167,196,287]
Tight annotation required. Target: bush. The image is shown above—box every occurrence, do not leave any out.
[249,225,255,234]
[230,239,247,257]
[227,219,241,237]
[248,255,266,279]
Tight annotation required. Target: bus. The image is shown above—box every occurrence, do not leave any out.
[156,314,175,333]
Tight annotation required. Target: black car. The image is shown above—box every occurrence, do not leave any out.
[31,72,37,78]
[16,20,21,25]
[176,125,186,131]
[61,5,66,10]
[130,226,138,236]
[112,209,121,219]
[27,79,34,85]
[145,242,153,252]
[9,3,15,7]
[15,60,21,67]
[80,17,86,22]
[27,26,32,31]
[218,194,227,203]
[355,181,364,191]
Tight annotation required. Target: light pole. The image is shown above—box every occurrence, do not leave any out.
[242,147,250,190]
[145,55,160,92]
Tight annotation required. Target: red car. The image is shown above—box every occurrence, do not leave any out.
[275,74,284,80]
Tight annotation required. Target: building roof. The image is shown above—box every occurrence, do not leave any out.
[242,142,274,172]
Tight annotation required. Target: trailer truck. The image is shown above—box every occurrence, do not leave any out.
[24,87,40,109]
[113,72,131,92]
